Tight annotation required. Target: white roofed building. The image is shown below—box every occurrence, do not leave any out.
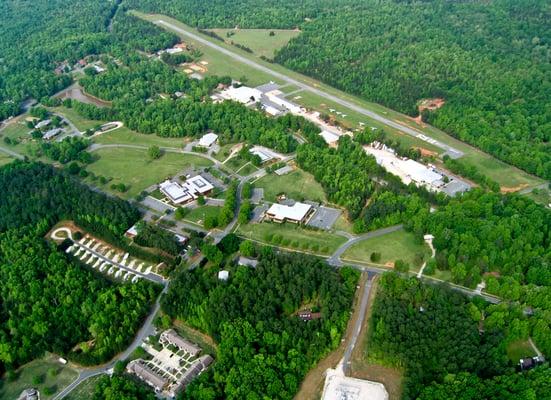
[319,130,340,147]
[219,86,263,105]
[159,175,214,205]
[198,132,218,148]
[265,202,313,224]
[322,368,389,400]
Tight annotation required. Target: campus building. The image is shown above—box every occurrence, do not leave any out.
[160,329,201,357]
[265,202,314,224]
[127,361,168,393]
[198,132,218,148]
[159,174,214,205]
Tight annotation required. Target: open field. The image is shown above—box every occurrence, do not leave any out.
[207,28,300,58]
[350,277,403,400]
[93,127,185,148]
[506,339,537,363]
[64,375,103,400]
[86,147,212,199]
[525,188,551,206]
[0,354,78,400]
[51,106,105,132]
[183,205,222,227]
[254,169,327,203]
[342,230,430,270]
[237,222,347,255]
[0,117,33,155]
[0,153,14,166]
[135,12,546,191]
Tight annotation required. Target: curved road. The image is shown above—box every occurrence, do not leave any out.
[154,18,464,159]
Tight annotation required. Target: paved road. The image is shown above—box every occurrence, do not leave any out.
[54,283,168,399]
[342,275,373,375]
[328,224,404,265]
[154,19,464,159]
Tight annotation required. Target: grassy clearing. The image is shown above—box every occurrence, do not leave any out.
[237,222,347,255]
[342,230,430,270]
[524,188,551,206]
[136,12,546,191]
[207,28,300,58]
[213,143,237,162]
[0,354,78,400]
[0,117,33,155]
[183,205,222,227]
[0,153,14,166]
[254,169,326,203]
[64,375,103,400]
[86,147,212,199]
[51,106,105,132]
[93,127,185,148]
[506,339,537,363]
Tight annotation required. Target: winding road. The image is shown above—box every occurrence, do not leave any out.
[153,18,464,159]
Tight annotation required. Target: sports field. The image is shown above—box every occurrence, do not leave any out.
[0,354,78,400]
[208,28,300,58]
[342,229,430,270]
[86,147,212,199]
[254,169,326,203]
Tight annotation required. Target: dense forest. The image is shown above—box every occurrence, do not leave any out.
[369,273,550,399]
[92,375,155,400]
[162,250,359,399]
[126,0,551,180]
[0,162,159,371]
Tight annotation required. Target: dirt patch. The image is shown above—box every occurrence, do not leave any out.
[294,272,369,400]
[500,184,529,193]
[384,261,395,268]
[412,146,438,157]
[418,98,445,113]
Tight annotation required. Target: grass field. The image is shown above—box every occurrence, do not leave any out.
[525,188,551,205]
[0,153,14,166]
[254,169,327,203]
[64,375,104,400]
[93,127,185,148]
[342,230,430,270]
[183,205,222,227]
[0,355,78,400]
[135,12,546,191]
[237,222,347,255]
[506,339,537,363]
[207,28,300,58]
[0,117,33,155]
[86,147,212,199]
[51,106,106,132]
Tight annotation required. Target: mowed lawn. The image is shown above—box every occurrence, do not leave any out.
[86,147,212,199]
[506,339,537,363]
[208,28,300,58]
[0,355,78,400]
[93,127,185,148]
[51,106,106,132]
[64,375,103,400]
[237,222,346,255]
[0,117,33,155]
[342,229,430,270]
[254,169,327,203]
[184,205,222,227]
[0,153,14,166]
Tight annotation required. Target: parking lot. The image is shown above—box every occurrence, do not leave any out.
[307,206,342,230]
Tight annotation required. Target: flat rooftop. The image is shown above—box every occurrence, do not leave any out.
[267,202,312,221]
[322,368,389,400]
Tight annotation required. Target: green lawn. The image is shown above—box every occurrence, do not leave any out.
[86,147,213,199]
[93,127,185,148]
[213,143,237,162]
[0,153,14,166]
[136,12,546,192]
[237,222,347,255]
[207,28,300,59]
[0,118,33,155]
[524,188,551,206]
[342,229,430,270]
[506,339,537,363]
[51,106,106,132]
[183,205,222,227]
[64,375,103,400]
[254,169,327,203]
[0,355,78,400]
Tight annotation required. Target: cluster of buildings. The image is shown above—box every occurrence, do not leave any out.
[160,174,214,205]
[364,142,470,196]
[127,329,213,398]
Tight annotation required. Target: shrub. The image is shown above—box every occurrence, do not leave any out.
[370,252,382,262]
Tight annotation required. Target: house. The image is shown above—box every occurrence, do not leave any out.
[297,310,322,321]
[128,361,168,392]
[125,225,138,239]
[519,355,545,371]
[265,202,313,224]
[43,128,63,140]
[160,329,201,356]
[218,270,229,281]
[35,119,51,129]
[19,388,39,400]
[198,132,218,148]
[238,256,258,268]
[170,355,214,396]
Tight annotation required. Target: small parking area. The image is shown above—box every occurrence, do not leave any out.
[307,206,342,230]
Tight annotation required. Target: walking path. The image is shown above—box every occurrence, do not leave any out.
[416,234,435,278]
